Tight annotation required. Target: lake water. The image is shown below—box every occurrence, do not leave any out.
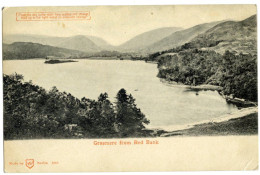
[3,59,238,130]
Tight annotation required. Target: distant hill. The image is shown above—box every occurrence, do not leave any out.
[143,21,223,53]
[86,35,116,50]
[3,34,112,52]
[186,14,257,55]
[56,35,101,52]
[3,42,86,60]
[117,27,182,52]
[3,15,256,55]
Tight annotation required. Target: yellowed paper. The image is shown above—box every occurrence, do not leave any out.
[4,137,259,172]
[2,5,258,172]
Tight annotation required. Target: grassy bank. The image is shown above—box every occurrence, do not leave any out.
[163,112,258,137]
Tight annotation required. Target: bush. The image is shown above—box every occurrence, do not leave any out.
[3,74,151,139]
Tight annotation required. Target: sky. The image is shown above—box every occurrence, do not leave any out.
[3,5,257,46]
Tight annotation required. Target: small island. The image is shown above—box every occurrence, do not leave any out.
[44,59,78,64]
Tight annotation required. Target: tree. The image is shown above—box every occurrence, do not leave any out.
[97,93,117,137]
[4,75,151,139]
[115,89,150,137]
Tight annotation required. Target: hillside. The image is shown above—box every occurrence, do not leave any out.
[2,42,86,60]
[143,21,223,53]
[56,35,101,52]
[117,27,182,52]
[187,15,257,55]
[86,35,115,50]
[3,34,111,52]
[148,15,257,102]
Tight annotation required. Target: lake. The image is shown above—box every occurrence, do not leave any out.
[3,59,238,130]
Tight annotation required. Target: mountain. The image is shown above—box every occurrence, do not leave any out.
[186,14,257,55]
[143,21,223,53]
[3,34,113,52]
[55,35,101,52]
[117,27,182,52]
[3,42,86,60]
[148,15,257,102]
[86,35,115,50]
[4,15,256,55]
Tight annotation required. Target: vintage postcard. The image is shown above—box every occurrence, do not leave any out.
[2,5,258,172]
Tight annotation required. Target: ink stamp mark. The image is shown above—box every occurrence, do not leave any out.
[25,159,34,169]
[16,11,91,21]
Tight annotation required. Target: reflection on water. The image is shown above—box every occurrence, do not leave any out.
[3,59,238,127]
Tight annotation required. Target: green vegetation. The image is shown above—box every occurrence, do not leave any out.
[3,74,150,140]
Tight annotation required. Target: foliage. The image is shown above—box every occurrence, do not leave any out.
[217,51,257,101]
[3,74,150,140]
[157,49,257,102]
[157,49,222,85]
[115,89,150,137]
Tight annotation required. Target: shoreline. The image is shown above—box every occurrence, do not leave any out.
[148,79,258,136]
[160,78,257,107]
[160,78,222,91]
[3,59,257,138]
[153,106,258,137]
[148,106,257,132]
[3,57,133,61]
